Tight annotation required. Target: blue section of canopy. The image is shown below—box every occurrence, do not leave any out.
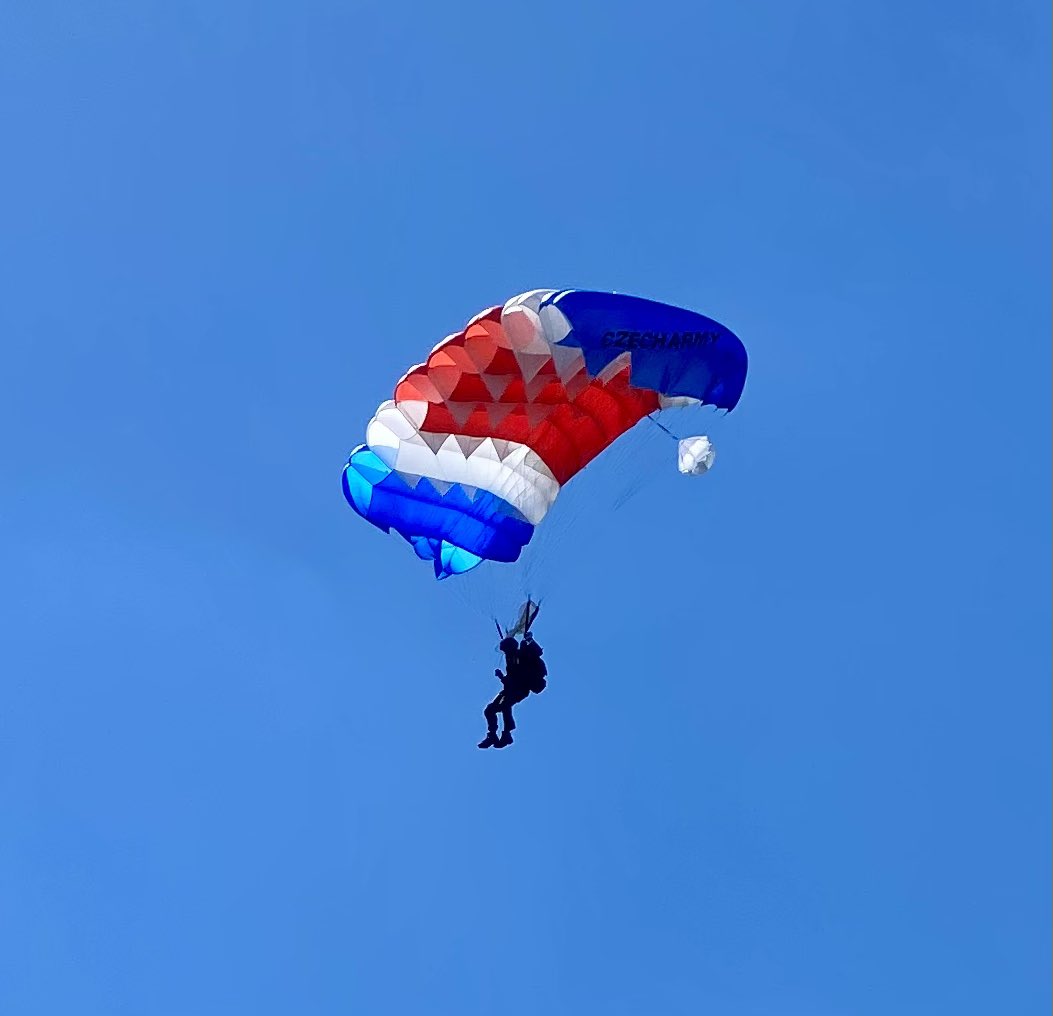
[545,290,748,410]
[341,447,534,579]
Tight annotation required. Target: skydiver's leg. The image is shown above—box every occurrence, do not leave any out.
[484,693,504,734]
[495,690,528,747]
[478,693,505,749]
[494,698,515,748]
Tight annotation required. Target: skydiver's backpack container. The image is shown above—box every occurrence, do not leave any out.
[525,654,547,693]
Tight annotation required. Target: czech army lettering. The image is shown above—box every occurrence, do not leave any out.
[601,329,721,351]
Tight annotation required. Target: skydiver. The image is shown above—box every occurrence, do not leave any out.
[478,629,548,749]
[478,635,532,749]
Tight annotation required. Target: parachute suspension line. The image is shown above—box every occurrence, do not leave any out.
[646,412,681,442]
[608,412,667,511]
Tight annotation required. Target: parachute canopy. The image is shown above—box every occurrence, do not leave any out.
[677,435,717,476]
[343,289,747,578]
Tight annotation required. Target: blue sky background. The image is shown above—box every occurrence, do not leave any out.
[2,2,1050,1013]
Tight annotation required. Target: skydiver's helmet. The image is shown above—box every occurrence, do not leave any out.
[523,632,535,644]
[499,636,518,654]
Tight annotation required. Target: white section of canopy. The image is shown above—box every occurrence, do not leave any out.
[504,289,573,350]
[658,394,701,409]
[365,400,560,525]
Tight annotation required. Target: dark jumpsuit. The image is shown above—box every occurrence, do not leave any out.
[484,645,530,735]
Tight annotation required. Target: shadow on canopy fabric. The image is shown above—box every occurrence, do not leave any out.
[342,288,748,578]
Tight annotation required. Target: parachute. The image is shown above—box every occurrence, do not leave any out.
[342,289,747,578]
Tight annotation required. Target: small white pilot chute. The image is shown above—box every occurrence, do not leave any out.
[677,435,716,476]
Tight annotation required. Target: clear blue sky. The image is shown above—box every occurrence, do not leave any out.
[2,2,1049,1013]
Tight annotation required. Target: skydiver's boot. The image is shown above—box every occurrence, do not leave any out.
[478,732,499,749]
[495,730,514,748]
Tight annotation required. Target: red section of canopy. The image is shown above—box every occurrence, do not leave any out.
[394,307,660,485]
